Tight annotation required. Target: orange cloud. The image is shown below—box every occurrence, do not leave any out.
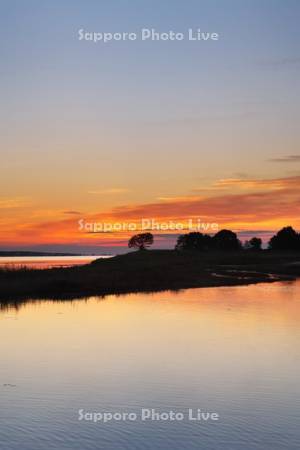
[0,197,32,209]
[1,175,300,247]
[88,188,131,195]
[212,175,300,190]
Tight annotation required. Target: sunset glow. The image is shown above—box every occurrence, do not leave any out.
[1,1,299,252]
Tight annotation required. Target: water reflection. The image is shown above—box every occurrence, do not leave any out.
[0,281,299,449]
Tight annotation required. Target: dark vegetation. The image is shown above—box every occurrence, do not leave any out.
[175,226,300,252]
[0,227,300,305]
[268,226,300,251]
[176,229,242,251]
[128,233,154,251]
[0,250,299,304]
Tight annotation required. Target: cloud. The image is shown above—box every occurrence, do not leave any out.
[0,197,31,209]
[107,175,300,226]
[211,176,300,190]
[157,196,198,202]
[63,210,82,215]
[3,175,300,246]
[268,155,300,163]
[236,230,276,236]
[88,188,130,195]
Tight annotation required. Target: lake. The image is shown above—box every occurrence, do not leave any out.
[0,281,299,449]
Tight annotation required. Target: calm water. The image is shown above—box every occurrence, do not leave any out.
[0,255,111,269]
[0,281,299,449]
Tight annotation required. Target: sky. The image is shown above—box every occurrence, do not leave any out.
[1,0,300,253]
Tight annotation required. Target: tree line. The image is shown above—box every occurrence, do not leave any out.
[128,226,300,252]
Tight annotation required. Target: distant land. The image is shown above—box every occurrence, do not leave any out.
[0,251,82,257]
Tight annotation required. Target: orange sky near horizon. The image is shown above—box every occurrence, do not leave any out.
[1,174,300,250]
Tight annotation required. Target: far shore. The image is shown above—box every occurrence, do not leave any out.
[1,250,300,305]
[0,251,83,257]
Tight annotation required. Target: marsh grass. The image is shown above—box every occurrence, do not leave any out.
[0,250,300,304]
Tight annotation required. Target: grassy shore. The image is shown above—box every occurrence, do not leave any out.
[0,250,300,304]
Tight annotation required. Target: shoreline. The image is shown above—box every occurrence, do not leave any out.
[0,250,300,304]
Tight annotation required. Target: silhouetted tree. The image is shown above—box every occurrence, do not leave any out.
[175,232,212,251]
[128,233,154,251]
[213,229,242,251]
[244,237,262,251]
[268,226,300,251]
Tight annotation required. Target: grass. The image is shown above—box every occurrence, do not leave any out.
[0,249,300,304]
